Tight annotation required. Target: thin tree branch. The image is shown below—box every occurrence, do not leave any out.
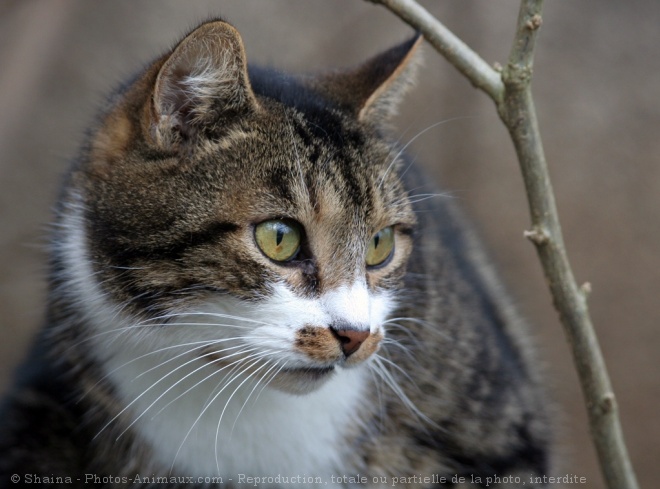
[501,3,639,488]
[368,1,640,488]
[367,0,503,101]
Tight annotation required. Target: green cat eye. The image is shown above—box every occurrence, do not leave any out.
[366,226,395,267]
[255,220,302,262]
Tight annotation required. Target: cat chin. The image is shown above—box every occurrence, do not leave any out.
[266,366,338,395]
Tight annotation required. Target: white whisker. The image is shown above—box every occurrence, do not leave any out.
[378,118,473,189]
[286,118,309,201]
[171,353,273,473]
[148,311,274,327]
[214,356,274,472]
[78,339,221,402]
[250,361,288,407]
[95,343,259,441]
[152,348,271,418]
[370,355,437,429]
[227,358,284,438]
[134,339,263,380]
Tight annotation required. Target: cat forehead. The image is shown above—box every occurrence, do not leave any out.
[208,97,389,167]
[192,103,405,209]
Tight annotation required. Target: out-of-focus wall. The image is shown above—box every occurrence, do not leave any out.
[1,1,658,486]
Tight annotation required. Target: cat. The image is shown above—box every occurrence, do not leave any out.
[0,19,554,488]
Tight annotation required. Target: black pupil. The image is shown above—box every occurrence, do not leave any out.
[276,225,285,246]
[374,233,380,249]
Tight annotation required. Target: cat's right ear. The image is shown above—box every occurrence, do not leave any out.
[311,34,423,126]
[148,20,259,149]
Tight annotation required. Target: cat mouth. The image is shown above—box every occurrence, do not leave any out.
[270,365,337,394]
[281,365,335,379]
[197,348,338,394]
[198,350,335,379]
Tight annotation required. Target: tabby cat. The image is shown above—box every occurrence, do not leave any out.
[0,19,554,488]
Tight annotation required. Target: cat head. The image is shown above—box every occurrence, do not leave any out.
[60,20,422,394]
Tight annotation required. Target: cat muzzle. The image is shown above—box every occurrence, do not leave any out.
[294,324,383,367]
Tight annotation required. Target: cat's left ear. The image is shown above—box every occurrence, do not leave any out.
[313,34,423,125]
[149,20,259,148]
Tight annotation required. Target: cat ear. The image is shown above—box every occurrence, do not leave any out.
[315,34,423,124]
[150,20,259,147]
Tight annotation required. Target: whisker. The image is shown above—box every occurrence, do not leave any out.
[381,338,417,362]
[382,320,419,344]
[251,361,288,406]
[156,311,274,327]
[404,193,454,206]
[370,355,438,430]
[228,358,283,438]
[78,339,222,402]
[367,365,386,437]
[94,343,259,441]
[115,346,264,441]
[286,117,309,201]
[152,348,272,418]
[374,352,418,387]
[66,319,256,359]
[384,317,451,341]
[214,356,274,472]
[134,339,263,380]
[378,117,474,190]
[78,335,268,402]
[170,352,274,473]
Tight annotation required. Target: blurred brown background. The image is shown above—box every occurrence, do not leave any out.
[1,1,658,486]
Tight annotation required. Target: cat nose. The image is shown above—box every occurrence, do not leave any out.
[329,326,370,358]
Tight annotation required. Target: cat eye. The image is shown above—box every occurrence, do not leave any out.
[366,226,395,267]
[255,220,302,262]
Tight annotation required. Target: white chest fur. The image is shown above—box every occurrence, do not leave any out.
[102,344,367,481]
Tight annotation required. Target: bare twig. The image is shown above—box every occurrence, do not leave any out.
[368,0,640,488]
[366,0,502,101]
[501,3,638,486]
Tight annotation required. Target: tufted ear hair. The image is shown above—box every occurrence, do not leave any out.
[149,20,259,148]
[312,33,423,125]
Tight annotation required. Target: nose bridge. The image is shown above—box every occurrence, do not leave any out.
[307,183,368,292]
[322,280,371,329]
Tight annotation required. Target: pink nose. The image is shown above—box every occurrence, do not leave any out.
[330,327,370,357]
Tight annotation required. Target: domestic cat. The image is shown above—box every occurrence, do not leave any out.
[0,19,554,488]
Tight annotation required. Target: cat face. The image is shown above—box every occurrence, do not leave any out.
[64,21,420,394]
